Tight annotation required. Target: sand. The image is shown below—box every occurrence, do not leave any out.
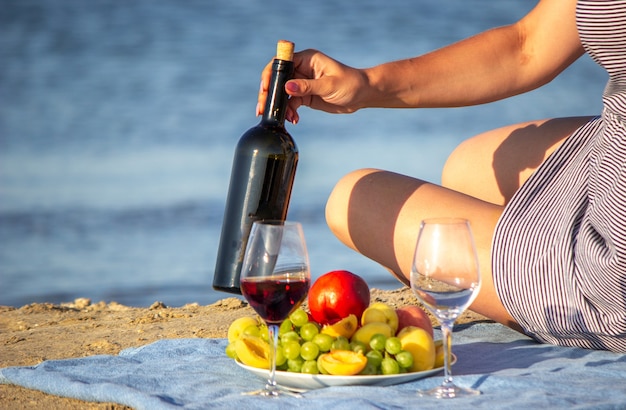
[0,288,489,409]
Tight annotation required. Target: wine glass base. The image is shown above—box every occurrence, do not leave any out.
[242,386,303,398]
[417,384,480,399]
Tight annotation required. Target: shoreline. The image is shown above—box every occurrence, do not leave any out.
[0,288,490,409]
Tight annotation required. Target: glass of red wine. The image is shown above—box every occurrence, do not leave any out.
[239,220,311,397]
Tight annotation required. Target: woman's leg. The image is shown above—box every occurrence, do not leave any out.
[325,116,593,329]
[442,117,593,205]
[325,168,517,327]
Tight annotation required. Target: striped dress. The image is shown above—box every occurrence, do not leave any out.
[492,0,626,352]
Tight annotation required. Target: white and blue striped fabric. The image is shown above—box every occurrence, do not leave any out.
[493,0,626,352]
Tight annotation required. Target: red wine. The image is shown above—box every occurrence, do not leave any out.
[213,41,298,294]
[241,275,310,324]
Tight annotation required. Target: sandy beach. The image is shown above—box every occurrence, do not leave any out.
[0,287,489,409]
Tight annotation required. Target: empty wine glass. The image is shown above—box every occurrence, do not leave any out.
[410,218,481,398]
[239,220,310,397]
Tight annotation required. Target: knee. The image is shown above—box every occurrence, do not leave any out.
[441,135,509,204]
[441,139,474,191]
[325,168,380,237]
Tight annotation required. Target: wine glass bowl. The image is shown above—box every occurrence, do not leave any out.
[239,220,310,397]
[410,218,481,398]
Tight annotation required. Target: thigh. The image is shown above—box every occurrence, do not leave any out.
[325,168,518,327]
[442,116,593,205]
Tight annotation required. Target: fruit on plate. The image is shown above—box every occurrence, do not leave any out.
[434,339,444,368]
[395,305,434,337]
[350,322,394,346]
[225,307,441,376]
[397,326,435,372]
[318,350,368,375]
[361,302,399,334]
[308,270,370,325]
[321,314,358,339]
[227,316,260,343]
[235,334,270,369]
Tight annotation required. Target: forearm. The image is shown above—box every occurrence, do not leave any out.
[360,0,584,111]
[360,24,536,109]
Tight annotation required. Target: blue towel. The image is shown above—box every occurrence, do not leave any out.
[2,322,625,409]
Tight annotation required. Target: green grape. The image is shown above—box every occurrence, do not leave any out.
[301,360,319,374]
[365,349,383,369]
[385,337,402,355]
[350,341,367,355]
[279,319,294,336]
[300,341,320,361]
[359,362,378,375]
[312,333,334,352]
[281,330,300,344]
[381,357,400,375]
[299,322,320,341]
[395,350,414,369]
[369,333,387,352]
[225,342,238,359]
[275,345,287,367]
[242,324,261,337]
[288,357,304,373]
[331,336,350,351]
[259,324,269,342]
[289,309,309,327]
[283,340,301,360]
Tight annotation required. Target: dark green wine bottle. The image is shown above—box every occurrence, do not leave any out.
[213,40,298,294]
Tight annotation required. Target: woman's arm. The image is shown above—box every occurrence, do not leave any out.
[363,0,584,109]
[258,0,585,122]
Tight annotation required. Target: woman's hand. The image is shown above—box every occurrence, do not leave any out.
[257,49,368,124]
[256,0,584,124]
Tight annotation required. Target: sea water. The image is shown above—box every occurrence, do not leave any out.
[0,0,607,307]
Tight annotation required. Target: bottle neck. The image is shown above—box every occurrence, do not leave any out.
[261,59,294,127]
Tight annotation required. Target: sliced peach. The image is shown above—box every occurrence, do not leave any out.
[235,334,270,369]
[319,350,368,375]
[434,339,444,368]
[321,314,358,339]
[397,326,435,372]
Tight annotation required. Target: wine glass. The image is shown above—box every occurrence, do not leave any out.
[410,218,481,398]
[239,220,310,397]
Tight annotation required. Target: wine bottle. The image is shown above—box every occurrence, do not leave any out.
[213,40,298,294]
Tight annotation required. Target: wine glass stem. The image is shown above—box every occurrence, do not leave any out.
[440,319,455,388]
[266,323,279,393]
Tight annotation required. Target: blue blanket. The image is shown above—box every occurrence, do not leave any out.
[2,322,625,409]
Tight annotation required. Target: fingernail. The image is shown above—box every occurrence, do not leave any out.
[287,112,298,125]
[255,102,261,116]
[285,81,299,93]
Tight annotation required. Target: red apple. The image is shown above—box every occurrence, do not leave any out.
[308,270,370,325]
[396,306,434,337]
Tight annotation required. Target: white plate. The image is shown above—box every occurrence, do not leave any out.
[236,356,454,392]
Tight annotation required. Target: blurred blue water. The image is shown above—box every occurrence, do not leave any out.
[0,0,607,307]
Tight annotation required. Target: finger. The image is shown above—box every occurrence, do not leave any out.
[285,78,335,102]
[256,60,273,116]
[285,107,299,125]
[286,96,305,124]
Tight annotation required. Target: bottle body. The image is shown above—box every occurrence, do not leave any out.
[213,56,297,294]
